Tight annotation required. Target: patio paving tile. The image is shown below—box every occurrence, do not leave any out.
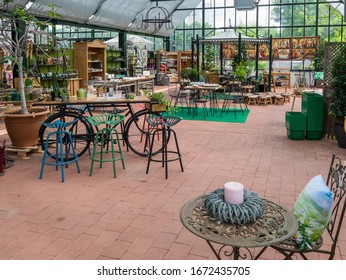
[0,86,345,260]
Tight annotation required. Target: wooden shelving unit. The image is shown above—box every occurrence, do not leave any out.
[162,52,178,82]
[73,39,106,88]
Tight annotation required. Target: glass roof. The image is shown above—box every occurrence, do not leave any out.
[326,0,344,18]
[0,0,202,37]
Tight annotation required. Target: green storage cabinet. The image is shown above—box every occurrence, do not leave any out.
[301,92,324,140]
[285,111,307,140]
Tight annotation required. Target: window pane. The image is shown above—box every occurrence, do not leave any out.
[292,28,304,37]
[205,9,215,28]
[258,6,269,27]
[281,4,293,26]
[236,10,247,27]
[305,27,316,37]
[215,8,225,28]
[293,5,304,26]
[330,26,342,42]
[214,0,225,7]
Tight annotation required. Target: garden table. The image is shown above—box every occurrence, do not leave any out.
[185,84,222,116]
[180,194,297,260]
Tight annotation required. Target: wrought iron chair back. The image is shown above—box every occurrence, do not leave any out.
[267,154,346,260]
[324,154,346,257]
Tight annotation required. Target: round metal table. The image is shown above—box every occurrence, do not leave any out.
[180,194,298,260]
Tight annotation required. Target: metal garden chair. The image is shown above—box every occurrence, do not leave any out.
[256,154,346,260]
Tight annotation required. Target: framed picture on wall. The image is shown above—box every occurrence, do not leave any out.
[222,42,238,60]
[258,43,270,60]
[272,38,291,60]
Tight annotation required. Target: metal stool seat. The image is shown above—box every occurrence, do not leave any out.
[39,119,80,183]
[146,116,184,179]
[87,114,125,178]
[101,108,127,149]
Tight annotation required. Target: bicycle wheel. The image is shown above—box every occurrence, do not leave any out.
[38,111,94,160]
[124,109,170,157]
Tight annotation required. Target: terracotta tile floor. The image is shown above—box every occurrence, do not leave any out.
[0,86,345,260]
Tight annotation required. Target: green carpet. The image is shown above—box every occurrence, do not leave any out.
[167,106,250,123]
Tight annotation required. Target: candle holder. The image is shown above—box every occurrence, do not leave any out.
[204,189,263,225]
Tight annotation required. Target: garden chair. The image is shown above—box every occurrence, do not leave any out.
[256,154,346,260]
[169,81,190,110]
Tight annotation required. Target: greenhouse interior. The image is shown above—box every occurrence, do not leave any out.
[0,0,346,262]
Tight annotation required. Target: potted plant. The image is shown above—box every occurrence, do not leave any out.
[181,67,198,82]
[233,60,254,84]
[144,90,176,113]
[328,45,346,148]
[1,1,61,147]
[59,87,69,102]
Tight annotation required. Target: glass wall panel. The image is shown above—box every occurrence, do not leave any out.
[292,28,304,37]
[258,28,269,37]
[215,8,225,28]
[305,27,316,37]
[236,10,247,27]
[258,6,269,27]
[214,0,225,7]
[246,9,257,26]
[205,0,213,8]
[205,9,215,28]
[280,4,293,26]
[330,26,342,42]
[292,5,304,26]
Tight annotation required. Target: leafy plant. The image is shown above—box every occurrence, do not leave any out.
[204,44,217,72]
[59,87,68,97]
[144,90,177,114]
[329,45,346,123]
[258,61,267,71]
[312,41,325,71]
[181,67,198,81]
[24,78,33,88]
[0,0,62,114]
[233,61,254,82]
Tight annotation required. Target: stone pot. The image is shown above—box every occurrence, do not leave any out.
[4,107,50,147]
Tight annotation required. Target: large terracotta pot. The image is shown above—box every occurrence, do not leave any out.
[4,107,50,147]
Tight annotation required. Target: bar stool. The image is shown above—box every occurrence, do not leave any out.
[87,114,125,178]
[101,107,128,149]
[146,116,184,179]
[39,119,80,183]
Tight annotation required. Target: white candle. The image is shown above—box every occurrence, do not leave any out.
[224,182,244,204]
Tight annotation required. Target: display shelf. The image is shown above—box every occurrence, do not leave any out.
[106,47,125,75]
[73,39,106,88]
[127,47,138,77]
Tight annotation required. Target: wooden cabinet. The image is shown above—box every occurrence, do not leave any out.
[162,52,178,82]
[73,39,106,88]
